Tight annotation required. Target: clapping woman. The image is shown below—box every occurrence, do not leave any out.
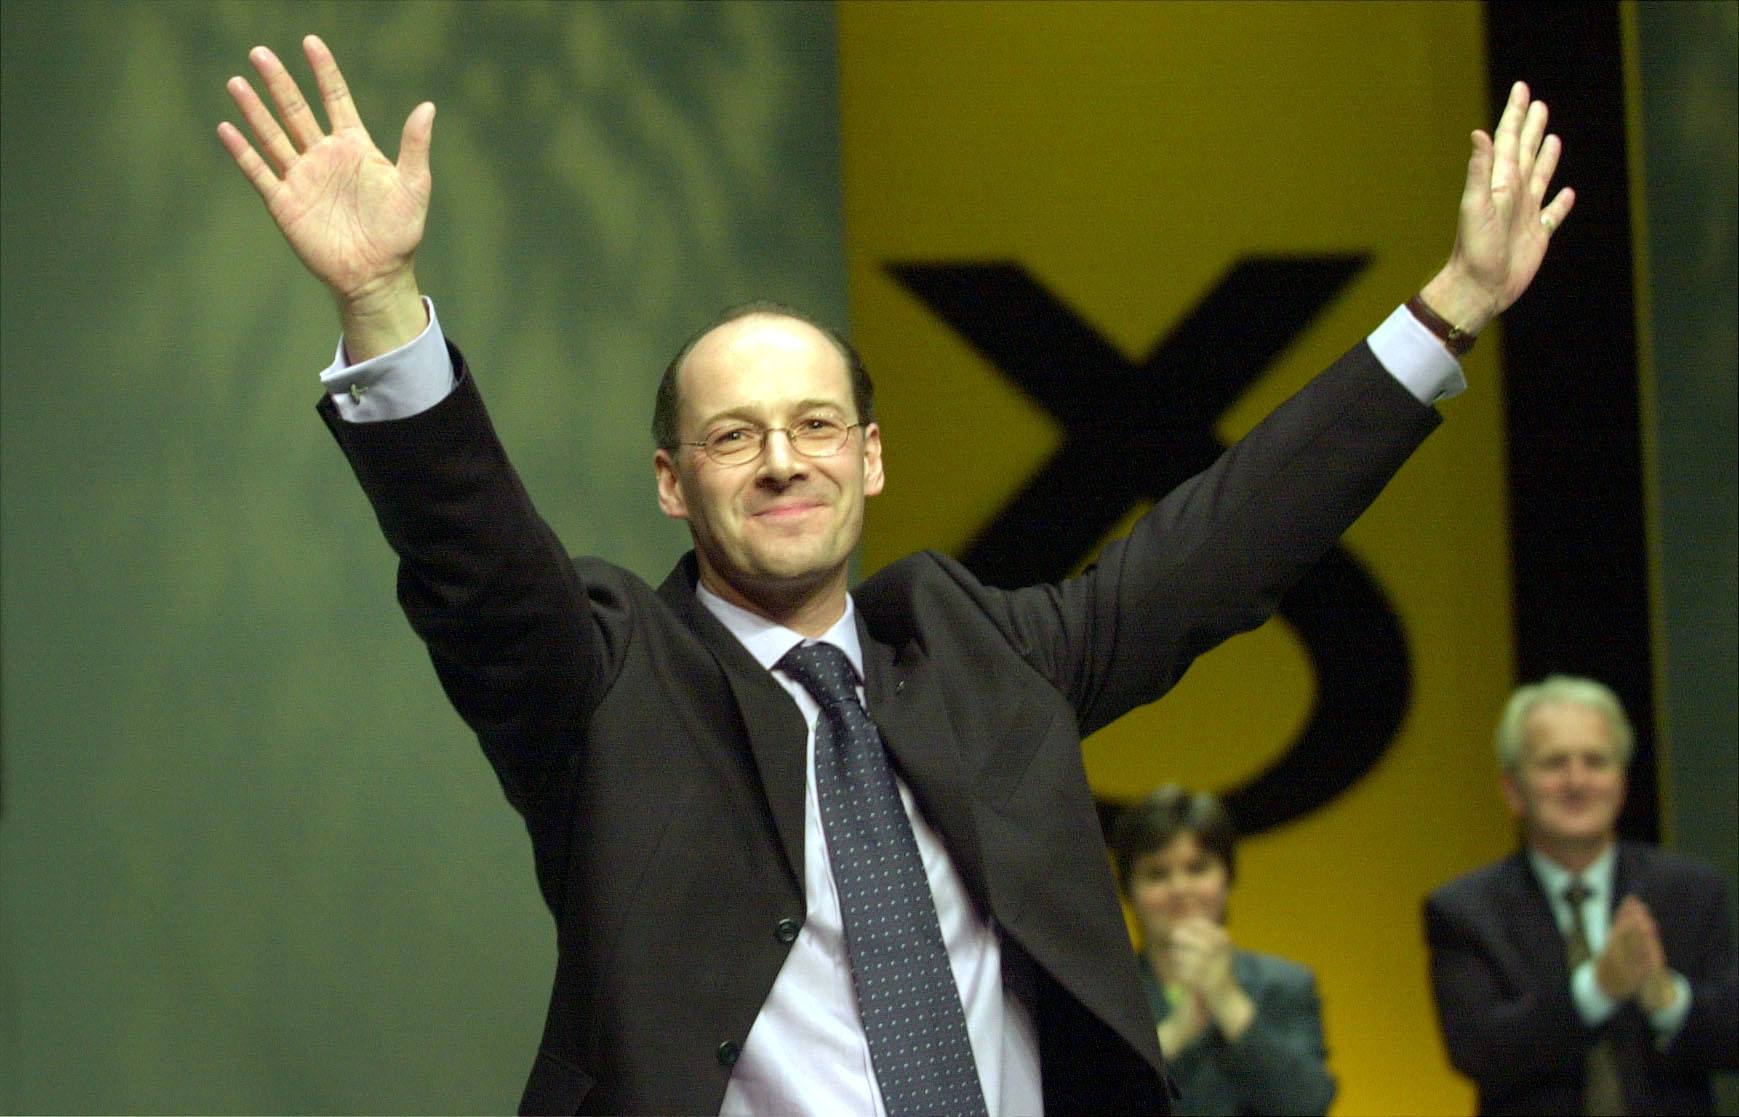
[1111,786,1336,1116]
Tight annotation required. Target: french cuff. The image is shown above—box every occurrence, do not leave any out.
[1648,973,1694,1049]
[319,297,454,422]
[1570,959,1622,1027]
[1367,303,1468,405]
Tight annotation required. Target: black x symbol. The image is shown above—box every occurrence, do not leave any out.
[888,259,1410,835]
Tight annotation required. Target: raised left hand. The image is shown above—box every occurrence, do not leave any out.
[1422,81,1577,334]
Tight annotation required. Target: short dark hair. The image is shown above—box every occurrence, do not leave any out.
[1108,785,1239,895]
[651,300,876,450]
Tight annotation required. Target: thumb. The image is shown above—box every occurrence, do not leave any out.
[1462,129,1493,208]
[398,101,436,194]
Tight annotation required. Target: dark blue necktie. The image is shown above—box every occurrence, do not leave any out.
[777,642,988,1117]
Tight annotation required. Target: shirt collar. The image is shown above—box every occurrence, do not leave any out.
[695,581,865,682]
[1528,843,1617,903]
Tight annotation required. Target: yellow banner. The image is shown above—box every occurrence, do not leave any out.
[840,3,1517,1112]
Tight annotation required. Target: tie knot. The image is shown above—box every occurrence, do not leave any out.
[1564,880,1591,908]
[777,641,858,708]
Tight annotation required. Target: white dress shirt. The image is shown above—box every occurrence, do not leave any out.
[696,586,1041,1117]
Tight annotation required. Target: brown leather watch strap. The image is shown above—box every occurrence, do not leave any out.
[1406,294,1476,356]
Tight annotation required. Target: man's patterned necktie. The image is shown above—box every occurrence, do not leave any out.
[1564,879,1626,1116]
[777,642,988,1117]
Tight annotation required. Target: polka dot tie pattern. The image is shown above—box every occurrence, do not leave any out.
[777,642,988,1117]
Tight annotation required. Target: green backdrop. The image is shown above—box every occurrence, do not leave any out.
[1,1,845,1111]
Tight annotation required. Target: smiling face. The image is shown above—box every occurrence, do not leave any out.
[1502,700,1627,864]
[654,314,883,632]
[1126,831,1232,945]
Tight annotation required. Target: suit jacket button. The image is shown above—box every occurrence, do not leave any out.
[717,1040,740,1067]
[775,917,801,944]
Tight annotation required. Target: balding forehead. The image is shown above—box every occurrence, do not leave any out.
[684,312,845,371]
[675,314,853,416]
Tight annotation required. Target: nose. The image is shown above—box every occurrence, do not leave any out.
[758,428,804,481]
[1562,760,1599,794]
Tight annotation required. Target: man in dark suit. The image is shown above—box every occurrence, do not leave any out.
[1426,676,1739,1115]
[218,35,1576,1116]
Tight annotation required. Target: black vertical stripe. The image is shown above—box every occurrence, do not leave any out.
[1485,1,1658,840]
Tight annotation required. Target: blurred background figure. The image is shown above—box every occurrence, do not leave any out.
[1111,786,1336,1116]
[1425,676,1739,1115]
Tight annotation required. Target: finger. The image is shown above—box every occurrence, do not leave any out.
[216,120,280,200]
[249,45,324,151]
[1518,100,1549,173]
[396,101,436,193]
[1530,134,1562,201]
[1490,81,1529,197]
[1175,925,1213,948]
[1541,185,1576,233]
[303,34,364,134]
[226,75,297,175]
[1463,129,1493,206]
[1488,83,1530,164]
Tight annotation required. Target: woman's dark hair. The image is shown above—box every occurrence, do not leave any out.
[1108,784,1238,894]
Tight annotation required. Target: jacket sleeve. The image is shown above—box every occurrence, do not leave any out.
[1215,962,1337,1115]
[1658,862,1739,1072]
[1423,886,1594,1096]
[318,344,631,817]
[983,342,1439,735]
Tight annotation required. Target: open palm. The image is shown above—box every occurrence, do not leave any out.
[218,36,433,303]
[1451,81,1576,318]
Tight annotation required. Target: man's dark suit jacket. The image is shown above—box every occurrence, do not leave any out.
[320,339,1436,1115]
[1425,842,1739,1115]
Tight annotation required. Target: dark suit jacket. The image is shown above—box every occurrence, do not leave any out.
[320,339,1436,1115]
[1139,951,1337,1116]
[1425,843,1739,1115]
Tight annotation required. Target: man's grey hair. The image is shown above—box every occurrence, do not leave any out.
[1494,674,1635,772]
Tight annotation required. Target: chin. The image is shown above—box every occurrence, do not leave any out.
[753,546,842,581]
[1544,823,1614,845]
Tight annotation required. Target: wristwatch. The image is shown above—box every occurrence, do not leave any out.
[1406,294,1476,356]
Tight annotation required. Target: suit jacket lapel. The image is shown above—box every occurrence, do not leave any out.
[1501,851,1572,983]
[658,555,807,893]
[860,620,992,914]
[1613,841,1636,910]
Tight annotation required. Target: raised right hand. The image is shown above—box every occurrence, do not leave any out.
[217,36,433,349]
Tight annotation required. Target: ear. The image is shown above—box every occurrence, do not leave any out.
[1499,772,1526,818]
[862,423,885,497]
[655,449,688,520]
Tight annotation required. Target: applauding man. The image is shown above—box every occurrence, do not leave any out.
[1426,677,1739,1115]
